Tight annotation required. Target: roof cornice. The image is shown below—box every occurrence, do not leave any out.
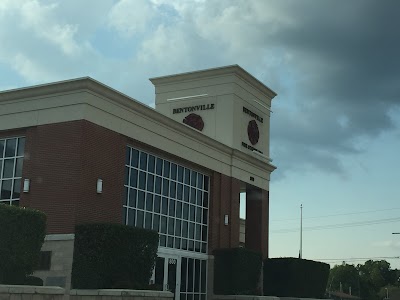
[0,77,276,174]
[150,65,277,99]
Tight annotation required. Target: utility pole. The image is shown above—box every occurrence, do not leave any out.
[300,204,303,259]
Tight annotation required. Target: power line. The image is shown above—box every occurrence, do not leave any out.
[270,207,400,223]
[271,216,400,233]
[313,256,400,264]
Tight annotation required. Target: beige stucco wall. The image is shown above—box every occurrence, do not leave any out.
[33,234,75,292]
[0,285,65,300]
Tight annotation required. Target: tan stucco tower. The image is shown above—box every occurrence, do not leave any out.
[151,65,277,258]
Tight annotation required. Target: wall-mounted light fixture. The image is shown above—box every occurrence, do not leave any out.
[23,179,30,193]
[96,179,103,194]
[224,214,229,226]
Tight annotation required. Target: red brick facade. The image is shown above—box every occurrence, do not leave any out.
[1,120,269,256]
[245,188,269,259]
[13,120,126,233]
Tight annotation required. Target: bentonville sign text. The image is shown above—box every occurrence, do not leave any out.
[173,104,215,114]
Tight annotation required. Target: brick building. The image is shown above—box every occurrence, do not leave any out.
[0,65,277,299]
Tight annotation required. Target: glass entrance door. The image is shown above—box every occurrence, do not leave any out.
[154,255,181,300]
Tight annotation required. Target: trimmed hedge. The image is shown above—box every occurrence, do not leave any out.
[0,204,47,284]
[263,257,330,298]
[71,223,159,289]
[214,248,262,295]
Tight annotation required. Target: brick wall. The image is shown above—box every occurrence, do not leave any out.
[208,172,240,253]
[15,120,126,233]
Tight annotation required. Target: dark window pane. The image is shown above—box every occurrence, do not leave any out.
[13,179,21,199]
[131,149,139,167]
[17,138,25,156]
[128,208,136,226]
[170,181,176,198]
[175,219,182,236]
[167,236,174,248]
[139,171,146,190]
[202,209,208,225]
[146,193,153,211]
[194,260,200,291]
[202,226,207,241]
[175,237,181,249]
[184,168,190,184]
[190,188,196,204]
[177,183,183,200]
[183,203,189,220]
[3,159,14,178]
[203,192,209,208]
[196,190,202,206]
[190,205,195,222]
[168,218,175,235]
[181,258,187,292]
[168,199,175,217]
[188,240,194,252]
[162,179,169,196]
[137,210,144,228]
[153,214,160,231]
[5,139,17,157]
[160,235,166,247]
[0,140,4,158]
[11,200,19,206]
[1,180,12,199]
[170,163,177,180]
[183,186,190,202]
[125,147,131,165]
[196,207,202,223]
[155,176,162,194]
[156,158,163,175]
[191,171,197,186]
[139,152,148,170]
[137,191,145,209]
[160,216,167,234]
[12,179,21,199]
[163,161,170,178]
[197,174,203,189]
[188,259,194,292]
[176,201,182,218]
[201,260,207,292]
[128,188,137,207]
[178,166,184,182]
[195,224,201,240]
[154,195,161,213]
[204,176,209,190]
[182,239,188,250]
[161,197,168,215]
[147,174,154,192]
[130,169,138,188]
[189,222,195,239]
[148,155,156,173]
[201,243,207,254]
[182,221,188,238]
[145,212,152,229]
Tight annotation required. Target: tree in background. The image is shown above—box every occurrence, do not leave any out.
[328,260,400,300]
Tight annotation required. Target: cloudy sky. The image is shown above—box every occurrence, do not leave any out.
[1,0,400,268]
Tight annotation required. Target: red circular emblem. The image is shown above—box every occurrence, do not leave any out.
[183,113,204,131]
[247,120,259,145]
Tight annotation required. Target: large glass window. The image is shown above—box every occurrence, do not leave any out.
[0,137,25,206]
[123,146,210,253]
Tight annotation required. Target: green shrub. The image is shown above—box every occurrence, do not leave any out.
[263,257,330,298]
[214,248,262,295]
[71,223,159,289]
[0,204,46,284]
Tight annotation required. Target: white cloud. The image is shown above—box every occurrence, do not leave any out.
[108,0,155,37]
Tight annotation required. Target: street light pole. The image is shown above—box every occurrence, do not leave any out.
[300,204,303,259]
